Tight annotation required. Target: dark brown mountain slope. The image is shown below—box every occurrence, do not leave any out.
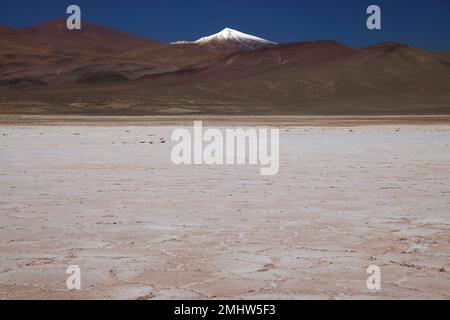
[0,20,220,86]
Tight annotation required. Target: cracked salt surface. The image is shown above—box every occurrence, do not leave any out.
[0,124,449,299]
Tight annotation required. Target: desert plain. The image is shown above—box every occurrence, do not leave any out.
[0,116,449,299]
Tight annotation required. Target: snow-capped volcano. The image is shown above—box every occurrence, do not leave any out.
[172,28,276,52]
[194,28,276,47]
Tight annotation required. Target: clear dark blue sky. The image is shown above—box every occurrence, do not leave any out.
[1,0,449,51]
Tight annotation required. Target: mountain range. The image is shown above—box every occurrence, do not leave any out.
[0,20,449,115]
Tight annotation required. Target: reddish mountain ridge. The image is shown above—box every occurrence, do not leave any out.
[21,20,164,55]
[141,40,362,84]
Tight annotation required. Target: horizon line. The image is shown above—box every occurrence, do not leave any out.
[1,18,446,53]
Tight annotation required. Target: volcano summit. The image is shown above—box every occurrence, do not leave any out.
[172,27,276,52]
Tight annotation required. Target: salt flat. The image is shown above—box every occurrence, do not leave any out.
[0,123,449,299]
